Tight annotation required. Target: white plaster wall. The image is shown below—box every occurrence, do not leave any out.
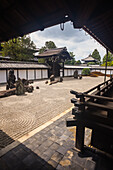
[36,69,41,79]
[0,70,6,83]
[42,69,48,78]
[78,69,82,74]
[64,69,68,76]
[19,70,26,79]
[106,70,110,74]
[28,70,34,80]
[68,69,71,76]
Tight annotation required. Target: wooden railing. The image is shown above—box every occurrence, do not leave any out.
[66,77,113,155]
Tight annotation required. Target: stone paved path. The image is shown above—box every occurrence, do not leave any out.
[0,77,106,149]
[0,112,113,170]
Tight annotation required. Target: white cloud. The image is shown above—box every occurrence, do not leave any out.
[30,22,106,61]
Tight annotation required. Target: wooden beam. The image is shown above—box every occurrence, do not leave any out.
[84,94,113,102]
[104,49,108,82]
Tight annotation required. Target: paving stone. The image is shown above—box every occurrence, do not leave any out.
[59,156,71,167]
[37,145,47,154]
[13,147,29,160]
[56,164,65,170]
[49,135,59,142]
[22,153,36,166]
[49,142,60,150]
[43,132,53,138]
[41,165,55,170]
[85,159,96,170]
[26,160,43,170]
[72,152,87,168]
[26,137,36,144]
[57,146,68,155]
[2,151,22,168]
[51,152,63,163]
[0,158,9,170]
[64,150,74,160]
[56,139,66,146]
[40,153,50,162]
[69,163,84,170]
[48,159,58,168]
[43,148,55,158]
[63,130,73,136]
[60,134,69,141]
[40,139,53,149]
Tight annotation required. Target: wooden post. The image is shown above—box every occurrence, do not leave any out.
[52,61,55,77]
[62,62,64,77]
[76,126,85,151]
[75,94,85,151]
[104,49,108,82]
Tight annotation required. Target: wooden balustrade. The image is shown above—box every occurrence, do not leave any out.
[66,77,113,154]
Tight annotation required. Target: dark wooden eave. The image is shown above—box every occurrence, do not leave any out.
[37,47,71,59]
[0,0,113,53]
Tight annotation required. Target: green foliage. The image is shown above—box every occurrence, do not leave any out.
[38,41,57,63]
[87,62,96,66]
[1,36,36,61]
[75,60,81,65]
[92,49,101,62]
[39,46,46,54]
[82,68,90,76]
[65,52,76,65]
[45,41,56,49]
[103,52,113,63]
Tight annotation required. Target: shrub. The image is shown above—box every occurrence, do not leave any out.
[82,68,90,76]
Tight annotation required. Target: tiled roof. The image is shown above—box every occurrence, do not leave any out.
[0,61,48,69]
[82,55,97,61]
[37,47,71,59]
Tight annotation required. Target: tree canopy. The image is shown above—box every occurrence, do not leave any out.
[101,52,113,66]
[38,41,57,63]
[92,49,101,62]
[103,52,113,63]
[39,41,57,54]
[65,52,76,65]
[1,35,36,61]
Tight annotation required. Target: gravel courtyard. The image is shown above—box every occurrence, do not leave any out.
[0,76,106,147]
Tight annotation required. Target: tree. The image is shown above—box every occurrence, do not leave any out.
[82,68,90,76]
[87,62,96,66]
[75,60,81,65]
[1,35,36,61]
[39,41,57,54]
[38,41,57,63]
[92,49,101,62]
[65,52,76,65]
[45,41,56,49]
[103,52,113,63]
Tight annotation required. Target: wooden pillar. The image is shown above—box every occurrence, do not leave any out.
[76,126,85,150]
[62,62,64,77]
[34,69,36,80]
[41,69,43,79]
[17,69,19,80]
[104,49,108,82]
[6,69,8,82]
[26,69,28,80]
[75,94,85,151]
[52,61,55,76]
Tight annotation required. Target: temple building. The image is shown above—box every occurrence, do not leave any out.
[82,54,97,64]
[36,47,71,77]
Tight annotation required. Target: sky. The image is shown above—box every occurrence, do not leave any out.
[30,21,106,61]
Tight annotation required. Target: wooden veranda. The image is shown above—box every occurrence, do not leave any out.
[67,77,113,156]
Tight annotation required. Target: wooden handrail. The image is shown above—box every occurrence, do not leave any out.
[84,101,113,111]
[84,94,113,102]
[85,78,113,94]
